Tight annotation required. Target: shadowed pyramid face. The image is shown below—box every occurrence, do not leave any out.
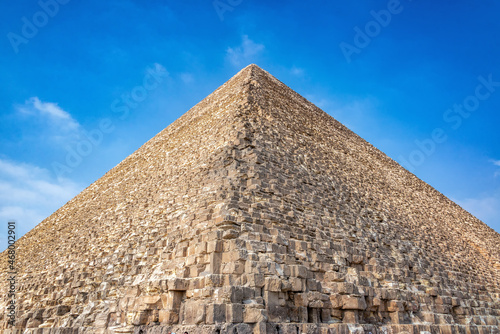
[1,64,499,333]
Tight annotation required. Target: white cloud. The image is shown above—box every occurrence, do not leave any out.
[152,63,169,77]
[490,159,500,177]
[226,35,265,67]
[0,159,83,251]
[19,97,80,131]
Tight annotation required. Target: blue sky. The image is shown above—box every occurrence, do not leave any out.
[1,0,500,250]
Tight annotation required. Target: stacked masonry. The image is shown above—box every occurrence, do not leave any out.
[0,65,499,334]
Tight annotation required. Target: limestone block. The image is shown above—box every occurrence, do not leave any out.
[320,308,331,323]
[158,310,178,324]
[94,312,110,328]
[330,294,343,309]
[341,295,367,310]
[183,300,205,324]
[26,318,42,328]
[307,279,321,291]
[252,321,267,334]
[387,300,404,312]
[388,311,405,324]
[243,307,267,324]
[334,282,355,295]
[245,273,265,288]
[222,261,245,275]
[325,271,346,282]
[268,305,289,322]
[426,287,438,296]
[207,240,223,253]
[265,276,282,292]
[161,291,183,312]
[290,265,308,278]
[227,303,244,323]
[308,308,321,323]
[204,274,224,287]
[138,295,161,310]
[206,303,226,324]
[294,293,309,307]
[53,305,70,316]
[230,286,245,303]
[167,278,188,291]
[342,310,358,323]
[131,311,149,325]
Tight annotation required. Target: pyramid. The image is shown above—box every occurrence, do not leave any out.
[1,65,499,334]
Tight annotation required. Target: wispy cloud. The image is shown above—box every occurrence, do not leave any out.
[226,35,265,67]
[18,97,80,131]
[490,159,500,177]
[0,159,83,251]
[291,66,304,76]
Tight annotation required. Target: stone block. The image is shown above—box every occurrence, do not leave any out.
[342,310,358,324]
[265,276,282,292]
[245,273,265,288]
[227,303,244,323]
[268,305,289,322]
[161,291,183,311]
[330,294,343,309]
[159,310,178,324]
[320,308,331,323]
[138,295,161,310]
[183,300,205,324]
[94,312,110,328]
[290,277,305,292]
[206,303,226,324]
[294,293,309,307]
[342,295,367,310]
[308,308,320,323]
[167,278,188,291]
[387,300,404,312]
[290,265,308,278]
[243,307,267,323]
[131,311,149,325]
[55,305,71,316]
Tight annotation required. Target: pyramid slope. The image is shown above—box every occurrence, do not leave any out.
[1,65,499,333]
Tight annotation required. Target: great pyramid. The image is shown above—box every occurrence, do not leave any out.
[1,65,499,334]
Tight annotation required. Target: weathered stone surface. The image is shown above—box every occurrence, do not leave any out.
[0,64,499,333]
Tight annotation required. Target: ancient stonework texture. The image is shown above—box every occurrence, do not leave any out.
[1,65,499,334]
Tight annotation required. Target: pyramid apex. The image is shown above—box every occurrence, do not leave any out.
[233,63,270,81]
[242,63,261,70]
[244,63,259,69]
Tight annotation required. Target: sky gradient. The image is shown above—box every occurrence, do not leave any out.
[1,0,500,250]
